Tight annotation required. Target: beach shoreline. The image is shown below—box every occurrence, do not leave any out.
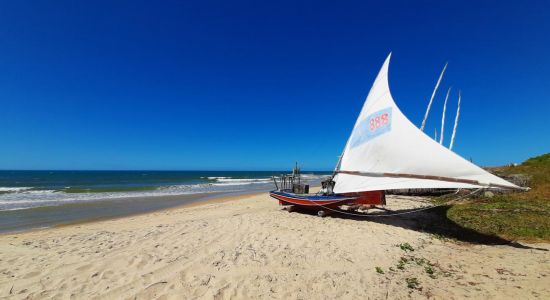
[1,192,549,299]
[0,189,269,236]
[0,170,329,234]
[50,191,265,233]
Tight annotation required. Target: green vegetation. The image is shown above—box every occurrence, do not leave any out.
[397,242,414,252]
[405,277,420,289]
[375,267,384,274]
[429,233,448,241]
[413,257,427,266]
[424,266,436,278]
[393,255,440,281]
[396,257,408,270]
[446,153,550,242]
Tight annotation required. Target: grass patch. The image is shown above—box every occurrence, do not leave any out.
[405,277,420,289]
[397,242,414,252]
[375,267,384,274]
[425,265,436,278]
[397,257,408,270]
[446,153,550,242]
[429,233,449,242]
[413,257,427,266]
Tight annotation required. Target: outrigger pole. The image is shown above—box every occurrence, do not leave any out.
[439,87,452,144]
[449,90,461,150]
[420,62,448,131]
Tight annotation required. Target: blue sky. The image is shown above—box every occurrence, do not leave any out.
[0,1,548,170]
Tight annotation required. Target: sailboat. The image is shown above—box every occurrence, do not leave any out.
[270,54,523,215]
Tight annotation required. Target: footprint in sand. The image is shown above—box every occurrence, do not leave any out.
[76,264,92,272]
[22,271,41,279]
[101,270,114,280]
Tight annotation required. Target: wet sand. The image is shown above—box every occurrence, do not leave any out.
[0,191,254,234]
[0,192,549,299]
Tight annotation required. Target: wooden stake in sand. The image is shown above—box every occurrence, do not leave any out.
[420,62,448,131]
[449,90,461,150]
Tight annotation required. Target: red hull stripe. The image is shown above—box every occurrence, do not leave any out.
[269,192,357,207]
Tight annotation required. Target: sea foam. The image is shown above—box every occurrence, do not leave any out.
[0,174,326,212]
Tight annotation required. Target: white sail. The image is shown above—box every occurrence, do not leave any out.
[333,54,519,193]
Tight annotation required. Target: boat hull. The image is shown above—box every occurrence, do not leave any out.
[269,191,358,208]
[269,190,386,209]
[340,191,386,206]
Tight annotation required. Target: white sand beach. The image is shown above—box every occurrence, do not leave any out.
[1,192,549,299]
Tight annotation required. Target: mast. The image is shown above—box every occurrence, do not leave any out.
[420,62,448,131]
[439,87,452,144]
[332,153,343,177]
[449,90,461,150]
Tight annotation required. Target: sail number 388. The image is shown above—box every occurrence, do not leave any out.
[369,113,390,131]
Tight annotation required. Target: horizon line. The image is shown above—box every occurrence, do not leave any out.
[0,169,334,172]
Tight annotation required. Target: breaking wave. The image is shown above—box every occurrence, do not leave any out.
[0,174,327,212]
[0,187,33,192]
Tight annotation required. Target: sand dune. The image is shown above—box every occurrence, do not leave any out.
[1,193,549,299]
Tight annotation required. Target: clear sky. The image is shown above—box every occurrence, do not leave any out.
[0,1,548,170]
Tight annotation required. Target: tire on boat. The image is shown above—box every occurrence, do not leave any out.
[317,210,327,218]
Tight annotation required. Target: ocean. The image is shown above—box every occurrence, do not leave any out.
[0,170,329,233]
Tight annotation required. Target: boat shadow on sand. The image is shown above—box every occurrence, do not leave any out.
[289,206,548,251]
